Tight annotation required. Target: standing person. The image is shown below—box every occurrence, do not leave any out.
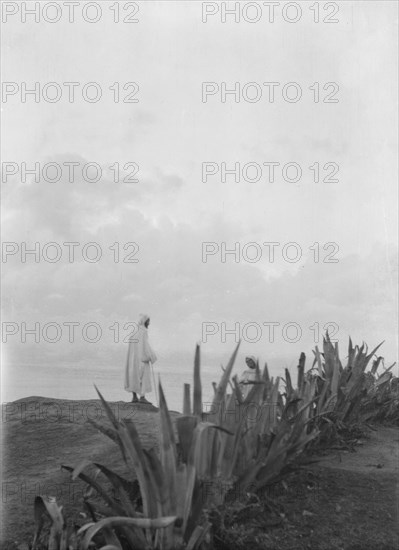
[239,356,257,399]
[125,313,157,404]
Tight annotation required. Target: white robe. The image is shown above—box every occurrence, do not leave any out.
[124,316,157,395]
[239,369,257,399]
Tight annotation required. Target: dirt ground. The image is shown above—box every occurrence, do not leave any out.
[214,426,399,550]
[1,397,398,549]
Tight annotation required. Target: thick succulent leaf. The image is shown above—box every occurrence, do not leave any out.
[297,352,306,392]
[80,516,177,549]
[313,346,324,377]
[61,465,123,514]
[176,415,198,463]
[193,344,202,417]
[32,496,64,550]
[188,422,232,479]
[222,415,245,479]
[285,368,293,397]
[158,382,177,514]
[365,341,384,365]
[186,523,211,550]
[183,383,191,415]
[262,363,271,385]
[94,386,120,430]
[86,417,121,446]
[92,463,139,517]
[101,527,122,548]
[209,342,240,424]
[231,375,244,405]
[71,460,93,480]
[175,462,197,534]
[117,421,158,518]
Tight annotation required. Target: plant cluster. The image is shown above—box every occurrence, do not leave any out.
[30,336,398,549]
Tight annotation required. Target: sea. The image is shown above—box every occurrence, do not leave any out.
[2,355,292,412]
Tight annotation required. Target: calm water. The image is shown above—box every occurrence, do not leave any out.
[2,359,290,412]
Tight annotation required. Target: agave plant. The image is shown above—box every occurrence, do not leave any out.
[176,343,241,506]
[222,354,319,495]
[61,341,318,549]
[37,336,385,549]
[310,334,384,423]
[360,360,399,424]
[182,345,319,499]
[56,347,240,549]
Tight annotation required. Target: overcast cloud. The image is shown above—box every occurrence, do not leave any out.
[2,1,398,398]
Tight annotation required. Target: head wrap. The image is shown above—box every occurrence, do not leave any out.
[138,313,150,326]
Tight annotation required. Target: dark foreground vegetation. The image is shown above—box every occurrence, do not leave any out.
[2,335,399,550]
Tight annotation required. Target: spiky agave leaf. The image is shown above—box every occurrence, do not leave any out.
[96,526,122,549]
[32,496,65,550]
[214,392,242,478]
[193,344,202,417]
[186,523,211,550]
[80,516,177,550]
[114,418,162,523]
[174,462,197,536]
[61,465,125,516]
[313,346,324,377]
[297,352,306,394]
[86,417,120,445]
[90,387,128,461]
[188,422,233,481]
[183,383,191,415]
[176,415,198,463]
[231,375,244,405]
[285,368,293,398]
[208,342,240,425]
[263,363,271,384]
[91,463,141,517]
[94,385,120,429]
[365,341,385,366]
[316,376,330,415]
[158,381,177,509]
[323,336,338,381]
[157,381,178,547]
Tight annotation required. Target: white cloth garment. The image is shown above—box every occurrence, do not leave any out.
[239,370,257,398]
[124,314,157,395]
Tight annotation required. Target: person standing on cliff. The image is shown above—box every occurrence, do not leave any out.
[124,313,157,404]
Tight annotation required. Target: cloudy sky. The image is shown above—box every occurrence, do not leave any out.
[2,1,398,397]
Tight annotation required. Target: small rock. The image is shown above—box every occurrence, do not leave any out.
[303,510,314,517]
[336,504,342,512]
